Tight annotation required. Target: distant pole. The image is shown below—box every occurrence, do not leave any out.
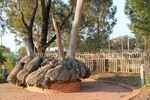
[108,40,110,51]
[2,65,6,79]
[108,35,110,51]
[127,36,129,50]
[0,34,2,45]
[15,35,17,52]
[121,36,123,51]
[144,36,146,50]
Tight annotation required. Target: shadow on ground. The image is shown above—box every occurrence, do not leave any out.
[90,73,141,88]
[81,79,131,93]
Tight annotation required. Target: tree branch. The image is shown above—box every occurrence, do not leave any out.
[60,7,73,29]
[14,6,29,31]
[41,0,46,18]
[45,7,74,48]
[29,0,38,29]
[52,15,64,59]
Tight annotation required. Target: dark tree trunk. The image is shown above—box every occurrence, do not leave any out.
[36,0,51,53]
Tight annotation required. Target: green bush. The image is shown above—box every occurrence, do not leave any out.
[4,57,15,75]
[0,74,2,80]
[145,73,150,85]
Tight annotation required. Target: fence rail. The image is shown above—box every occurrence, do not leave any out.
[37,50,150,74]
[75,51,150,74]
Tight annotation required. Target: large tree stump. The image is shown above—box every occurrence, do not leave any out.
[26,64,53,87]
[7,56,91,92]
[16,57,42,86]
[7,56,33,84]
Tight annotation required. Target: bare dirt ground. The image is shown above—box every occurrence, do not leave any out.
[91,73,150,100]
[0,79,131,100]
[130,86,150,100]
[1,72,149,100]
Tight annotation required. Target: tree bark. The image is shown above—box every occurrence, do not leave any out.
[23,38,35,57]
[15,0,38,51]
[37,0,51,53]
[45,7,74,49]
[68,0,84,59]
[52,15,64,59]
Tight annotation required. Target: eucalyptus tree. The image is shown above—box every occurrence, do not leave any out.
[110,36,137,50]
[6,0,117,55]
[76,0,117,52]
[7,0,91,88]
[6,0,73,54]
[0,0,7,36]
[125,0,150,49]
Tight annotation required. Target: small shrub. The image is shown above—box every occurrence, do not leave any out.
[145,73,150,85]
[0,74,2,80]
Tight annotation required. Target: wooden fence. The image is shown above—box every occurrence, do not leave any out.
[75,50,150,74]
[37,50,150,74]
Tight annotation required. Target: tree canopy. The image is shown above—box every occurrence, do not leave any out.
[77,0,117,52]
[5,0,117,53]
[125,0,150,49]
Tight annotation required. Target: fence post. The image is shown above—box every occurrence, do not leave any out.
[140,66,145,86]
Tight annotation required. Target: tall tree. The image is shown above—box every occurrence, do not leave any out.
[0,0,7,36]
[68,0,84,59]
[76,0,117,52]
[6,0,116,55]
[6,0,73,54]
[125,0,150,49]
[110,36,137,50]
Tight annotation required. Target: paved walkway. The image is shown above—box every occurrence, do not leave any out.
[0,79,131,100]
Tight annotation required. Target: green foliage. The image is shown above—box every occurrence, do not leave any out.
[125,0,150,48]
[0,45,10,64]
[6,0,117,53]
[110,36,137,50]
[0,45,15,75]
[0,74,2,80]
[77,33,109,52]
[76,0,117,52]
[145,73,150,85]
[18,47,27,58]
[0,50,5,64]
[4,57,15,75]
[6,0,72,51]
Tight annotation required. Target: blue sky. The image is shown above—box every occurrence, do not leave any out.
[2,0,134,51]
[110,0,134,39]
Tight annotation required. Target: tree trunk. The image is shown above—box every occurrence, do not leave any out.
[36,0,51,54]
[52,15,64,59]
[68,0,84,59]
[23,38,35,57]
